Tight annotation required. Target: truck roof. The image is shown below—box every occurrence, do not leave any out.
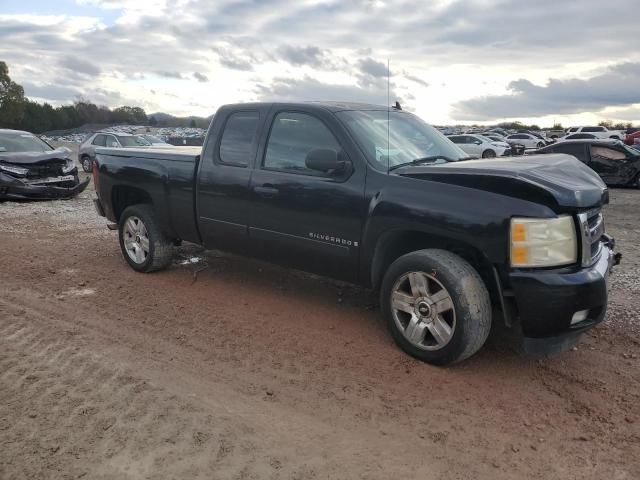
[219,101,401,113]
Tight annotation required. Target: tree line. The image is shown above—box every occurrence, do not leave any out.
[0,61,149,133]
[0,61,208,133]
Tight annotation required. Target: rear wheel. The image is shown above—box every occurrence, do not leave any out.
[118,204,173,272]
[81,156,92,173]
[482,149,496,158]
[380,249,492,365]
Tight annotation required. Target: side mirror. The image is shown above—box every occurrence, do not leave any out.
[305,149,349,174]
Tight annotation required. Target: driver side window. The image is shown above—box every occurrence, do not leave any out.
[263,112,340,177]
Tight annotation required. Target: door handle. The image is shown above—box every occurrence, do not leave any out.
[253,185,279,197]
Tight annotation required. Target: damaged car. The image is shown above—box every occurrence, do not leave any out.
[0,129,89,200]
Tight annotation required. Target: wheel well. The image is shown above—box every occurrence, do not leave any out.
[370,230,497,299]
[111,185,152,221]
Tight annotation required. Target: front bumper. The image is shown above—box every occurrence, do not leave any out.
[0,172,90,200]
[508,235,620,355]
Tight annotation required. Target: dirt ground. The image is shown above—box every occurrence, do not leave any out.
[1,163,638,479]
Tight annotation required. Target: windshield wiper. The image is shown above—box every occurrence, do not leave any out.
[388,155,470,172]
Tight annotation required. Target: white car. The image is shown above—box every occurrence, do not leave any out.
[448,134,511,158]
[565,126,625,140]
[505,133,547,150]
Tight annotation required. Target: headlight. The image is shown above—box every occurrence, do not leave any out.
[0,163,29,176]
[510,216,577,267]
[62,159,76,174]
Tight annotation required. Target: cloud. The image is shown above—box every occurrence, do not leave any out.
[255,76,398,105]
[22,83,82,101]
[452,62,640,121]
[219,56,253,71]
[403,72,429,88]
[1,1,640,122]
[193,72,208,82]
[359,58,388,79]
[60,56,101,76]
[156,71,183,79]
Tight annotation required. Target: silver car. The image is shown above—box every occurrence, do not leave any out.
[78,132,151,172]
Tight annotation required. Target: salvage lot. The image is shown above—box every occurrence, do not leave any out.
[1,167,639,479]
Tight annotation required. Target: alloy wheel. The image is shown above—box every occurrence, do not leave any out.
[390,271,456,350]
[123,216,150,264]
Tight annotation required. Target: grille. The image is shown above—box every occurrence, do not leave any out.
[578,208,604,266]
[26,161,66,179]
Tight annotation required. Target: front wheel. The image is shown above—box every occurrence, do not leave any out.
[118,204,173,272]
[536,142,544,149]
[482,149,496,158]
[380,249,492,365]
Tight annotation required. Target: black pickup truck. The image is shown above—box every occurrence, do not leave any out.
[93,102,620,365]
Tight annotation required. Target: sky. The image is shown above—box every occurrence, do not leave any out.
[0,0,639,127]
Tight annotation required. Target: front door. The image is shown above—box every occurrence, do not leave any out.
[248,109,366,282]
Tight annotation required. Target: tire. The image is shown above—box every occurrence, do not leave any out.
[118,204,173,272]
[380,249,491,365]
[482,149,496,158]
[81,156,92,173]
[536,142,544,149]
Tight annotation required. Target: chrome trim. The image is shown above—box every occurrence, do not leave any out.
[577,211,604,267]
[577,213,591,267]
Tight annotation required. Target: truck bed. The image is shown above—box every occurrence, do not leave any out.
[95,146,202,244]
[95,146,201,162]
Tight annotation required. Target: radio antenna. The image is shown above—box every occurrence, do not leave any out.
[387,58,390,175]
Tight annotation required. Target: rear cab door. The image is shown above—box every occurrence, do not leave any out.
[248,105,367,281]
[196,104,270,253]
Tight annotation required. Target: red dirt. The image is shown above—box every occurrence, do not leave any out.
[1,179,638,479]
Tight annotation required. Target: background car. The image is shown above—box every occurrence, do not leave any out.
[624,130,640,146]
[0,129,89,199]
[535,139,640,188]
[78,132,151,172]
[560,133,599,141]
[565,126,626,140]
[447,134,511,158]
[140,134,172,146]
[505,133,546,150]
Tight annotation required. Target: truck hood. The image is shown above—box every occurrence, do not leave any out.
[394,154,608,209]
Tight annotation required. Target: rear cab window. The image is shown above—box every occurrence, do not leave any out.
[219,111,260,166]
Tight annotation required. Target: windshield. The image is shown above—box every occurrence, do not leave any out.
[336,110,468,170]
[0,132,53,153]
[117,135,151,147]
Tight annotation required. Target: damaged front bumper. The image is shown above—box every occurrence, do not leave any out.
[0,172,90,200]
